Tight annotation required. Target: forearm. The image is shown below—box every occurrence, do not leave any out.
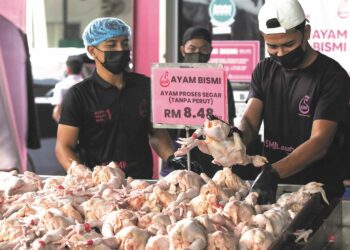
[238,98,263,147]
[52,105,62,123]
[149,129,175,161]
[238,116,260,147]
[55,143,80,171]
[273,136,331,178]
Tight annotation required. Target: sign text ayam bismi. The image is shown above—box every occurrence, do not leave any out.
[151,66,227,128]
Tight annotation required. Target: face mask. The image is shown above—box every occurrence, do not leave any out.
[183,53,211,63]
[269,45,306,69]
[96,48,130,74]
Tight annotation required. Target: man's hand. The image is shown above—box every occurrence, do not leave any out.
[250,164,280,204]
[167,155,204,174]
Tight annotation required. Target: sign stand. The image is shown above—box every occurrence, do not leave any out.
[185,126,190,171]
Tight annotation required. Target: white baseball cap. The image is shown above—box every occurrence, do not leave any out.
[258,0,306,34]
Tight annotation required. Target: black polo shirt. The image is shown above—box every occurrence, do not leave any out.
[60,71,153,179]
[248,52,350,198]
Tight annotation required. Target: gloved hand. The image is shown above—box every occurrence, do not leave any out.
[167,155,204,174]
[250,164,280,204]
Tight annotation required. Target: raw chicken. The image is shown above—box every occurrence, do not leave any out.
[127,178,151,190]
[101,209,138,237]
[175,116,268,167]
[207,231,238,250]
[155,170,205,204]
[138,212,171,235]
[66,230,108,250]
[239,228,274,250]
[115,226,150,250]
[0,167,325,249]
[80,197,115,221]
[277,182,329,218]
[168,218,207,250]
[252,207,291,237]
[92,162,125,188]
[30,228,67,249]
[39,209,75,231]
[223,199,256,226]
[67,161,92,179]
[145,235,170,250]
[0,171,42,196]
[212,168,250,199]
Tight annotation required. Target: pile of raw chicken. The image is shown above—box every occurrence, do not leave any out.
[0,162,328,250]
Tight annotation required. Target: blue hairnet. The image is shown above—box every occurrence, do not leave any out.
[82,17,131,46]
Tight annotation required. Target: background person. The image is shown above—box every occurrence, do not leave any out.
[161,26,237,178]
[55,17,197,178]
[51,55,83,123]
[242,0,350,204]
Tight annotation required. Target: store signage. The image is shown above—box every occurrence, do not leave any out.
[210,40,260,82]
[209,0,236,34]
[296,0,350,75]
[151,64,227,128]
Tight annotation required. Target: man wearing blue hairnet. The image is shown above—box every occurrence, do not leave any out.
[55,17,198,178]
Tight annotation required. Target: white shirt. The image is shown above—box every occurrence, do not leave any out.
[51,74,83,105]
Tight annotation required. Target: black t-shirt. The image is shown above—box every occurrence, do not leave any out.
[249,52,350,197]
[60,71,153,179]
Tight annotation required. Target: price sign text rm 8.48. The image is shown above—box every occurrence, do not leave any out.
[151,65,228,128]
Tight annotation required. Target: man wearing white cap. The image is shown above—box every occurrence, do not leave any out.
[55,17,198,178]
[240,0,350,204]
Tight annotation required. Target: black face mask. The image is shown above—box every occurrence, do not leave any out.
[269,45,306,69]
[96,48,130,74]
[183,52,211,63]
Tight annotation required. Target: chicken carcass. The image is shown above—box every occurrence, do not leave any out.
[92,162,125,188]
[212,168,250,199]
[223,199,256,226]
[251,207,291,237]
[67,161,92,179]
[239,228,274,250]
[138,212,171,235]
[145,235,170,250]
[175,115,267,167]
[156,170,205,205]
[115,226,150,250]
[207,231,238,250]
[0,171,42,196]
[30,228,67,250]
[101,209,138,237]
[39,209,75,231]
[168,218,207,250]
[66,230,108,250]
[277,182,329,218]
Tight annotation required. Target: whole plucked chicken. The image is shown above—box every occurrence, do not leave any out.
[175,115,268,168]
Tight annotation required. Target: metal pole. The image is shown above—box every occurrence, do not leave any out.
[63,0,68,39]
[185,126,191,171]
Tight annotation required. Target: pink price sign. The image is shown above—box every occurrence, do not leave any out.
[151,66,227,127]
[210,40,260,82]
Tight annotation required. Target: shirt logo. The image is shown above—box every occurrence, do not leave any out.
[299,95,310,116]
[94,109,112,123]
[139,99,147,118]
[117,161,127,169]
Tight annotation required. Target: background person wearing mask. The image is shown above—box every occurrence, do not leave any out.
[243,0,350,204]
[51,55,84,123]
[161,26,237,177]
[56,17,195,178]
